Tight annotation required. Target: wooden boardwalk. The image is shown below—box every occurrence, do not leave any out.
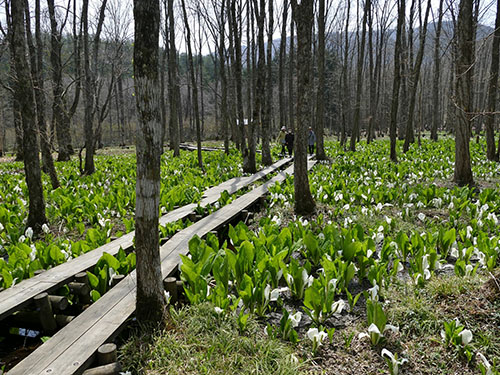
[7,160,315,375]
[0,157,290,322]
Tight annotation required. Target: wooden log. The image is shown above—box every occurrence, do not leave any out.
[34,292,57,333]
[68,282,91,296]
[163,277,177,303]
[48,295,68,311]
[74,272,92,304]
[81,362,122,375]
[110,275,125,287]
[97,343,117,365]
[55,314,75,328]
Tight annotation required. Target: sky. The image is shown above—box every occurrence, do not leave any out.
[1,0,497,55]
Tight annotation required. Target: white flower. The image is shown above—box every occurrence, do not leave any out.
[476,352,492,375]
[214,306,223,314]
[289,311,302,328]
[164,291,171,303]
[286,354,299,364]
[368,323,381,336]
[307,328,328,346]
[25,227,33,240]
[384,324,399,334]
[286,273,294,285]
[18,235,26,243]
[417,213,426,221]
[270,288,280,302]
[466,226,473,239]
[0,222,4,232]
[381,348,408,375]
[368,284,379,301]
[41,223,50,234]
[331,299,345,314]
[459,329,473,345]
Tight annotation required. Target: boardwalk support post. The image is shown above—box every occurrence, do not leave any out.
[163,277,178,303]
[34,292,57,333]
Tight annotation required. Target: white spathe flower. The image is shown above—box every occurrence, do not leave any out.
[214,306,223,314]
[0,222,4,232]
[307,328,328,346]
[25,227,33,240]
[381,348,408,375]
[331,299,345,314]
[18,235,26,243]
[368,284,379,301]
[384,324,399,334]
[289,311,302,328]
[417,212,426,221]
[459,329,473,345]
[466,225,473,239]
[286,273,294,285]
[476,352,492,375]
[286,354,299,364]
[368,323,381,335]
[270,288,280,302]
[41,223,50,234]
[465,264,473,275]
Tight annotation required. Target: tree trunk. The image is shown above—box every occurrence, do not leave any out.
[291,0,315,216]
[350,0,369,152]
[389,0,405,162]
[431,0,444,141]
[454,0,474,186]
[315,0,327,159]
[217,2,229,154]
[279,3,288,130]
[181,0,203,169]
[133,0,167,326]
[166,0,180,156]
[26,0,59,189]
[340,0,350,148]
[288,16,295,132]
[485,0,500,161]
[82,0,95,174]
[262,0,273,166]
[47,0,72,162]
[230,0,246,154]
[403,0,431,153]
[83,0,108,175]
[11,0,47,234]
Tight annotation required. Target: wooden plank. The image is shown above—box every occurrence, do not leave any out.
[8,158,309,375]
[0,158,289,322]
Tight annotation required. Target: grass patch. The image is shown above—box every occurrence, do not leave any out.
[120,303,302,375]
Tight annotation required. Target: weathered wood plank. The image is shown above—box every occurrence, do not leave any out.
[8,158,309,375]
[0,158,290,322]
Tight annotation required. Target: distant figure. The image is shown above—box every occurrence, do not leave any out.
[308,127,316,155]
[285,130,294,157]
[277,126,287,156]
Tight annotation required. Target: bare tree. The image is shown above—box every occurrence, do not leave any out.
[291,0,315,216]
[485,0,500,161]
[350,0,369,152]
[431,0,445,141]
[315,0,327,159]
[133,0,167,325]
[10,0,47,234]
[25,0,59,189]
[390,0,406,162]
[181,0,203,169]
[278,2,288,130]
[453,0,474,185]
[403,0,432,153]
[83,0,108,175]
